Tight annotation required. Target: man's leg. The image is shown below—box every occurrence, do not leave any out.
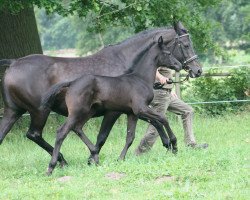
[168,95,208,148]
[135,90,171,155]
[167,95,196,145]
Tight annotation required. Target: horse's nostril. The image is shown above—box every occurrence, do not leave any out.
[197,69,202,75]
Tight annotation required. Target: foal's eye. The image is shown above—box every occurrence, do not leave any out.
[184,44,189,48]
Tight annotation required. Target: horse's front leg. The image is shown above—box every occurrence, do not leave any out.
[88,111,121,165]
[119,114,138,160]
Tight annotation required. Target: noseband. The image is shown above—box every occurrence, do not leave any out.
[167,33,198,71]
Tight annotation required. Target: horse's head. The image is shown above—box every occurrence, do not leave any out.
[163,22,202,78]
[157,36,182,71]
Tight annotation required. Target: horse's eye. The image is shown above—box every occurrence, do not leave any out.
[184,44,189,48]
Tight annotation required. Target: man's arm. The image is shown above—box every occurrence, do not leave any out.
[156,69,169,84]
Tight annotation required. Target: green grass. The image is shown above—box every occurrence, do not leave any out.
[0,112,249,200]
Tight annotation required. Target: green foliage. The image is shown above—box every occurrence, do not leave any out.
[205,0,250,56]
[1,0,224,52]
[74,17,134,55]
[182,67,250,115]
[35,8,134,54]
[35,9,77,50]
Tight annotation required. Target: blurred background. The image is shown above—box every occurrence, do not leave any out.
[0,0,249,115]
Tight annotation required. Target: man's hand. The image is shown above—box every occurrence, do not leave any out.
[156,69,169,84]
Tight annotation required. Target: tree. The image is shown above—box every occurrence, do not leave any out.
[0,7,42,59]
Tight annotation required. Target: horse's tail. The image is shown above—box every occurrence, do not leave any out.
[0,59,16,66]
[40,81,72,110]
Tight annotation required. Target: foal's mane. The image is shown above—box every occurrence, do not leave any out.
[124,41,157,74]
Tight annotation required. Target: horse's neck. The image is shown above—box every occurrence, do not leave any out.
[132,46,159,86]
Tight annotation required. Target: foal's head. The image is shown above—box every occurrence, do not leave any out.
[156,36,182,71]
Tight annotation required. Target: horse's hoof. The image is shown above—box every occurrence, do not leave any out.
[59,160,68,168]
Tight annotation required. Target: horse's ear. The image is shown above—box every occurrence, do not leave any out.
[174,21,187,35]
[158,36,163,48]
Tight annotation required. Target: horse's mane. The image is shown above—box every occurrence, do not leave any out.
[105,27,172,48]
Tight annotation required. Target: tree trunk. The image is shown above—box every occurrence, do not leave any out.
[0,6,43,60]
[0,6,43,112]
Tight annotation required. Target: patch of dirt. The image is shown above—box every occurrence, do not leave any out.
[57,176,73,183]
[105,172,126,180]
[155,175,175,183]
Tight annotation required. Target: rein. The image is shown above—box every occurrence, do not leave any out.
[153,73,190,90]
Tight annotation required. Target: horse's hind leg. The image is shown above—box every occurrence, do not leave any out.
[0,107,24,144]
[119,114,138,160]
[26,111,68,167]
[88,111,121,165]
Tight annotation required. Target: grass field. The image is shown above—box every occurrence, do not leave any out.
[0,111,249,200]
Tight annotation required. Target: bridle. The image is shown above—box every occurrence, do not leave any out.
[167,33,198,71]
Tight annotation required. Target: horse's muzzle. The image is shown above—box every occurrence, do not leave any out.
[189,68,202,78]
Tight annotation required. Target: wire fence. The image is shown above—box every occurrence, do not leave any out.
[187,99,250,105]
[174,64,249,102]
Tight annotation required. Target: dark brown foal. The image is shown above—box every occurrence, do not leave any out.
[41,36,182,175]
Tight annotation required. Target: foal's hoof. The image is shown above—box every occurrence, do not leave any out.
[117,156,125,161]
[46,168,53,176]
[172,148,178,154]
[165,143,172,151]
[87,154,99,166]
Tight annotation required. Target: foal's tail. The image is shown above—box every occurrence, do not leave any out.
[40,81,72,110]
[0,59,16,66]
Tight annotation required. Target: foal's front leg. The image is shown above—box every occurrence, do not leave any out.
[138,106,177,153]
[88,111,121,165]
[119,114,138,160]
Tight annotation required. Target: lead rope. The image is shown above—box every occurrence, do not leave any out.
[153,73,190,90]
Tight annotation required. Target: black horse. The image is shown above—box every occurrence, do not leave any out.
[41,36,182,175]
[0,22,201,167]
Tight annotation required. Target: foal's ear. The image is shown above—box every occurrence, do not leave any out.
[158,36,163,48]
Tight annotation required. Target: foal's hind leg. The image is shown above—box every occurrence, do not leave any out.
[88,111,121,165]
[27,111,68,167]
[119,114,138,160]
[47,116,76,175]
[0,107,24,144]
[72,112,97,164]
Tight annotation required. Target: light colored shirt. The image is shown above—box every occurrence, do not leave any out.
[157,67,173,89]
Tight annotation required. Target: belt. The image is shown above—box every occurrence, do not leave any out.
[161,88,172,92]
